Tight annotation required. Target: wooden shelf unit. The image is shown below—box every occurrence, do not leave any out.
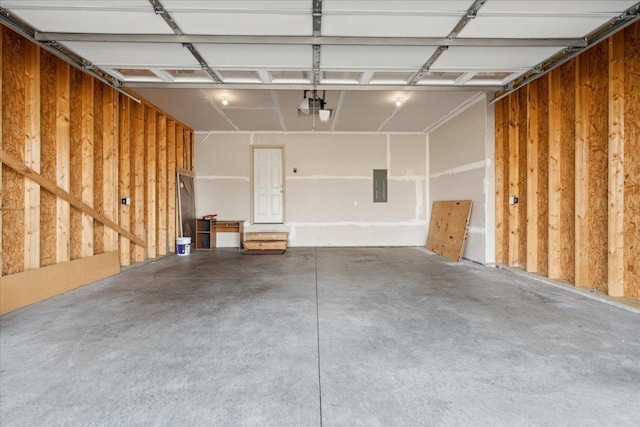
[195,219,245,250]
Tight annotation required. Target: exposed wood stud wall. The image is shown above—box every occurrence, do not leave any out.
[2,28,26,276]
[80,74,95,259]
[588,43,609,293]
[157,114,168,256]
[145,107,157,259]
[167,120,177,253]
[102,87,118,252]
[525,80,539,273]
[39,50,57,267]
[0,27,3,273]
[176,124,185,170]
[131,101,145,263]
[494,101,507,265]
[560,61,576,283]
[24,41,41,271]
[548,68,562,279]
[608,31,625,298]
[575,55,590,287]
[1,26,194,291]
[93,82,104,255]
[118,96,131,266]
[496,22,640,301]
[624,22,640,301]
[517,89,528,268]
[55,60,70,263]
[69,68,82,261]
[507,93,520,267]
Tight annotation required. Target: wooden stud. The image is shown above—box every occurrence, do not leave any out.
[623,23,640,300]
[517,88,528,267]
[167,119,177,253]
[157,114,168,256]
[2,28,26,275]
[145,106,157,259]
[118,96,131,266]
[608,32,627,297]
[132,100,145,262]
[69,68,82,260]
[102,87,117,251]
[508,93,520,267]
[608,32,625,297]
[548,68,562,279]
[536,75,550,275]
[560,60,576,284]
[575,54,590,287]
[0,26,3,275]
[56,60,71,263]
[81,73,94,258]
[24,41,41,271]
[495,100,507,264]
[526,80,539,273]
[188,130,194,171]
[38,50,57,267]
[93,83,104,254]
[176,124,184,170]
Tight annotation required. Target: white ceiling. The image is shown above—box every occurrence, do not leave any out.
[1,0,637,132]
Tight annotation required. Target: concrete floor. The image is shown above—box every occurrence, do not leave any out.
[1,248,639,426]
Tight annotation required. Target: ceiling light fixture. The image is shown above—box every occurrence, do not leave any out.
[395,97,403,107]
[222,96,228,106]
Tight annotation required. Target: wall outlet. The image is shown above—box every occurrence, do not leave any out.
[509,196,519,205]
[293,167,297,173]
[354,200,358,206]
[121,197,131,205]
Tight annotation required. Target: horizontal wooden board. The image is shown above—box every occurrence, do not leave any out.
[0,251,120,314]
[245,232,289,241]
[426,200,473,262]
[244,240,288,251]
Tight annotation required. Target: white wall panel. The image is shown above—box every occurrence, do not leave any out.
[195,131,427,247]
[428,96,493,264]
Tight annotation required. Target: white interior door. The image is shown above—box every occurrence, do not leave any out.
[253,148,284,224]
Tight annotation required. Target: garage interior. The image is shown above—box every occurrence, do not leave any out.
[1,1,640,425]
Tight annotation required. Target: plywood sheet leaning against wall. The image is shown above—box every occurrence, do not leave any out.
[0,24,195,313]
[426,200,473,262]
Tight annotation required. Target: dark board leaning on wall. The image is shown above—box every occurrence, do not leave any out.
[177,169,196,244]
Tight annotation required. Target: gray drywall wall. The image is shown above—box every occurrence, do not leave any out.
[428,97,494,265]
[194,132,428,247]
